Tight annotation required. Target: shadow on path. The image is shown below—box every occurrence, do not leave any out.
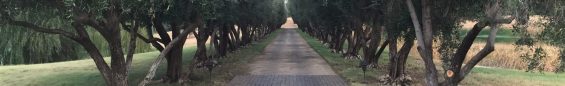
[227,29,348,86]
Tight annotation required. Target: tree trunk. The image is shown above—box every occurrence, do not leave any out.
[195,26,211,60]
[344,31,358,59]
[396,38,414,78]
[406,0,438,85]
[241,25,251,46]
[76,39,115,86]
[218,23,230,57]
[444,21,487,86]
[138,25,194,86]
[388,36,399,78]
[112,74,128,86]
[352,25,364,59]
[445,1,508,85]
[558,50,565,72]
[165,47,183,83]
[337,33,346,53]
[374,40,389,65]
[125,22,139,82]
[185,25,212,80]
[363,26,382,67]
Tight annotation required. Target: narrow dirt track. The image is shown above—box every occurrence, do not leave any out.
[227,28,348,86]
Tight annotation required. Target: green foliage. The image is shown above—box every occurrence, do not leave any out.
[521,47,547,72]
[85,28,154,58]
[531,0,565,73]
[0,25,70,64]
[0,9,78,64]
[0,0,157,65]
[0,25,154,65]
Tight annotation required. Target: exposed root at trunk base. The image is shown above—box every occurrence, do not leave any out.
[330,49,345,54]
[344,55,361,59]
[161,76,180,83]
[378,75,413,86]
[365,63,377,68]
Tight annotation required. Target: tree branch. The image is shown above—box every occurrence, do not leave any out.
[406,0,439,85]
[457,25,498,82]
[120,21,165,51]
[4,17,77,39]
[138,24,195,86]
[374,40,389,59]
[450,21,488,73]
[72,7,106,32]
[126,21,140,72]
[121,22,153,43]
[70,22,113,84]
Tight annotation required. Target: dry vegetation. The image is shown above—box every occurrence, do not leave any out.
[463,43,560,71]
[299,31,565,86]
[461,15,548,34]
[372,16,561,72]
[407,42,562,72]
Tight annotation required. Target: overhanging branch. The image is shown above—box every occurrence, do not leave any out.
[3,16,77,39]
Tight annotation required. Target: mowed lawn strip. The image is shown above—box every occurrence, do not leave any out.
[297,30,388,85]
[0,30,281,86]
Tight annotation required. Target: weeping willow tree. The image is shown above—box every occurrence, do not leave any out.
[0,24,153,65]
[0,5,81,64]
[0,0,153,65]
[0,25,82,65]
[0,21,153,65]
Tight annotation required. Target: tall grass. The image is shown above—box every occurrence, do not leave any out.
[464,43,560,72]
[453,22,561,71]
[423,42,561,72]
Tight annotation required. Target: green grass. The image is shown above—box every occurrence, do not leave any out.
[462,67,565,86]
[297,30,565,86]
[459,29,518,43]
[0,49,171,86]
[297,30,390,85]
[0,30,281,86]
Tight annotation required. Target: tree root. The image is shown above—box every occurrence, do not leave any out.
[378,74,413,86]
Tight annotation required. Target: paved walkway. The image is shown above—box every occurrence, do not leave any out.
[227,29,348,86]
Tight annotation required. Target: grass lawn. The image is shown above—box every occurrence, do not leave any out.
[297,30,565,86]
[297,30,390,85]
[459,29,517,43]
[0,30,281,86]
[461,67,565,86]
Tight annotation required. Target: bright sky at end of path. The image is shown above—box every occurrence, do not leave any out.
[281,17,299,29]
